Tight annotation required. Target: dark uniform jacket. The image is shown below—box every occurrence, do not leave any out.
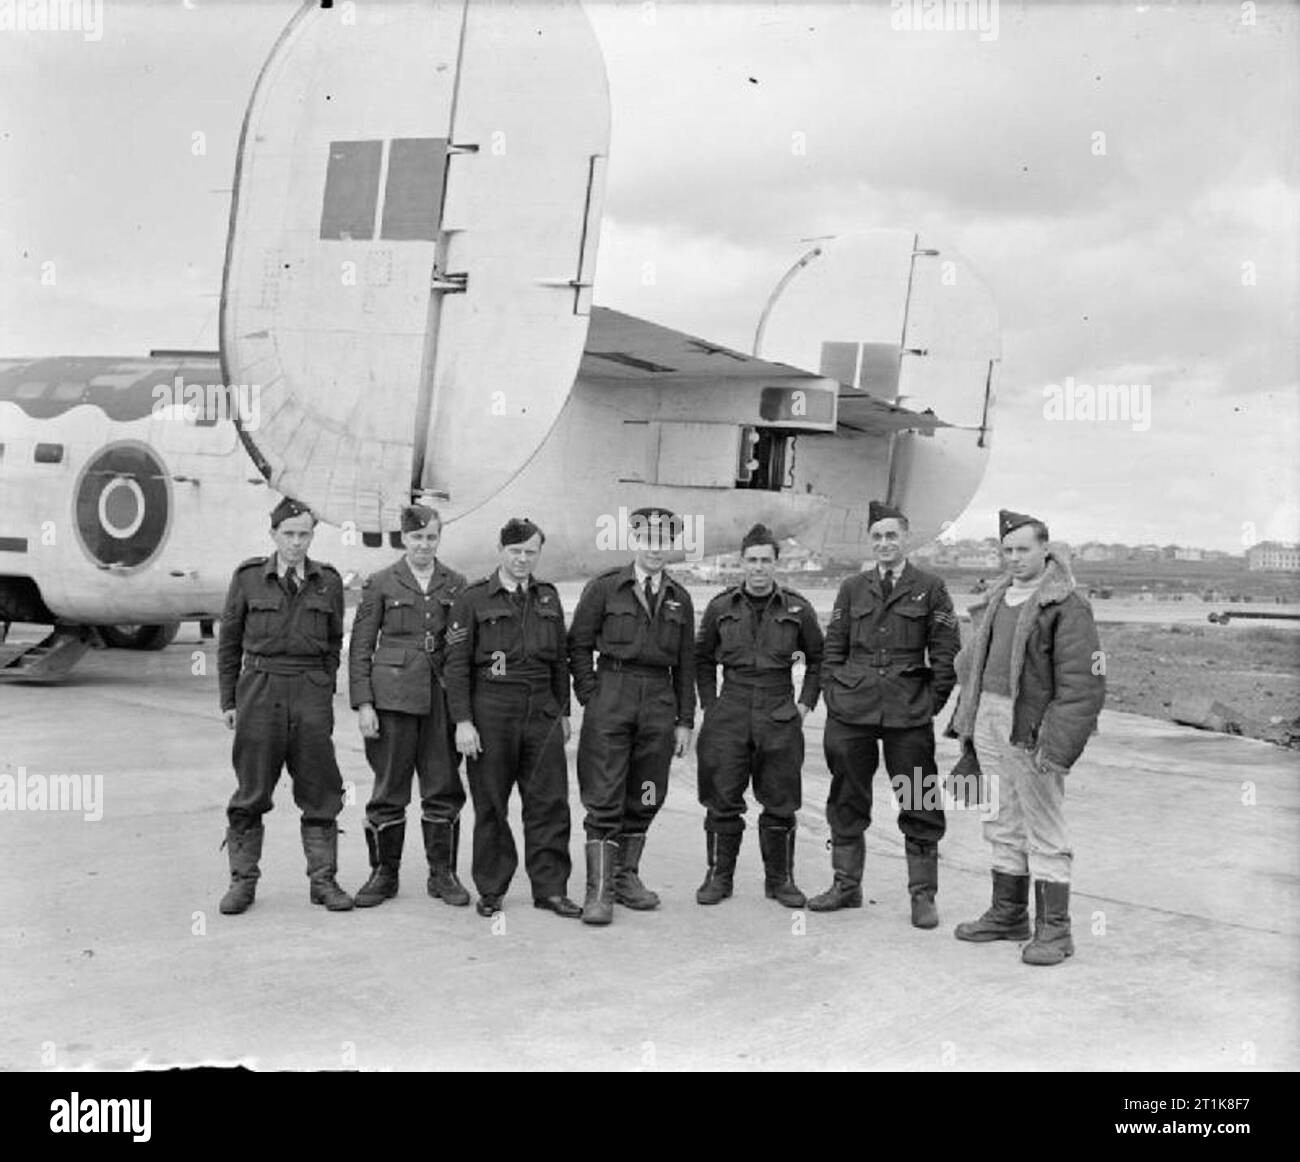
[821,560,959,728]
[348,557,466,715]
[443,572,571,724]
[695,585,825,713]
[949,551,1104,771]
[567,564,696,727]
[217,555,344,711]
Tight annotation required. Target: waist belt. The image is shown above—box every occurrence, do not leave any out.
[243,654,327,675]
[599,658,671,678]
[475,662,552,685]
[865,649,925,667]
[382,634,442,655]
[721,669,795,691]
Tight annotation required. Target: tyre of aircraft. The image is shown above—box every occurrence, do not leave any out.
[96,623,181,651]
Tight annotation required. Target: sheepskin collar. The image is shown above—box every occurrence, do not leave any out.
[969,550,1077,616]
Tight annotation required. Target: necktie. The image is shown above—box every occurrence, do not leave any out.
[286,570,299,596]
[513,584,526,609]
[880,570,893,599]
[644,577,657,614]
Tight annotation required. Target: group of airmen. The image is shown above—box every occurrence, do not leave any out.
[216,496,1104,967]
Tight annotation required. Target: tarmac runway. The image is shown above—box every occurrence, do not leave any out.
[1,629,1297,1071]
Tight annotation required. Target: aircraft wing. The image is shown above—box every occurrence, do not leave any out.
[580,306,946,435]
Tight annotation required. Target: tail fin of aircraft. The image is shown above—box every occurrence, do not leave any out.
[754,230,1000,547]
[220,0,609,531]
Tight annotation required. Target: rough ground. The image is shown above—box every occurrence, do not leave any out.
[1088,622,1300,748]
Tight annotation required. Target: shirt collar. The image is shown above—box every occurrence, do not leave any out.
[268,553,312,580]
[494,568,528,594]
[634,562,663,592]
[877,559,907,579]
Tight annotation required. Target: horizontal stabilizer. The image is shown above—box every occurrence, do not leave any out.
[582,307,945,435]
[835,391,945,436]
[581,307,814,382]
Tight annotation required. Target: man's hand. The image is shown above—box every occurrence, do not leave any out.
[357,704,380,740]
[455,721,482,760]
[673,725,692,758]
[560,716,572,744]
[797,703,811,720]
[223,709,236,731]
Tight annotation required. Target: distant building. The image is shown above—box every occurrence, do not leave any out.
[1078,542,1112,562]
[775,541,823,572]
[1247,541,1300,571]
[955,549,1001,569]
[1174,546,1203,562]
[697,554,744,582]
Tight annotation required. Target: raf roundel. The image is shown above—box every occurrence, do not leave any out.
[73,441,172,571]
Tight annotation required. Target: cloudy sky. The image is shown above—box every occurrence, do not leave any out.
[2,0,1296,551]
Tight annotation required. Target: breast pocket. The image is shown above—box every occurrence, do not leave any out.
[383,595,419,635]
[601,601,639,646]
[766,612,801,659]
[850,602,877,649]
[656,601,687,652]
[716,611,746,662]
[476,605,517,656]
[246,596,284,636]
[895,602,929,648]
[531,603,563,661]
[299,593,335,644]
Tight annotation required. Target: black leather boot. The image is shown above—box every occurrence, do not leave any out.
[219,826,263,915]
[614,832,660,910]
[301,821,354,911]
[954,870,1030,941]
[1021,881,1074,965]
[905,837,939,929]
[354,820,403,908]
[422,817,470,906]
[696,830,742,905]
[581,838,617,926]
[807,835,865,911]
[759,821,807,908]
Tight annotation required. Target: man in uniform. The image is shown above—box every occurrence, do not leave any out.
[809,500,959,928]
[444,518,580,919]
[217,497,353,914]
[348,503,469,908]
[568,506,695,926]
[949,510,1104,966]
[694,523,824,907]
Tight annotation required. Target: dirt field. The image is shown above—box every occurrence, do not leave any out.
[1092,622,1300,747]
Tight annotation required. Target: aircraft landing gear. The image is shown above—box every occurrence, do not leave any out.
[96,623,182,651]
